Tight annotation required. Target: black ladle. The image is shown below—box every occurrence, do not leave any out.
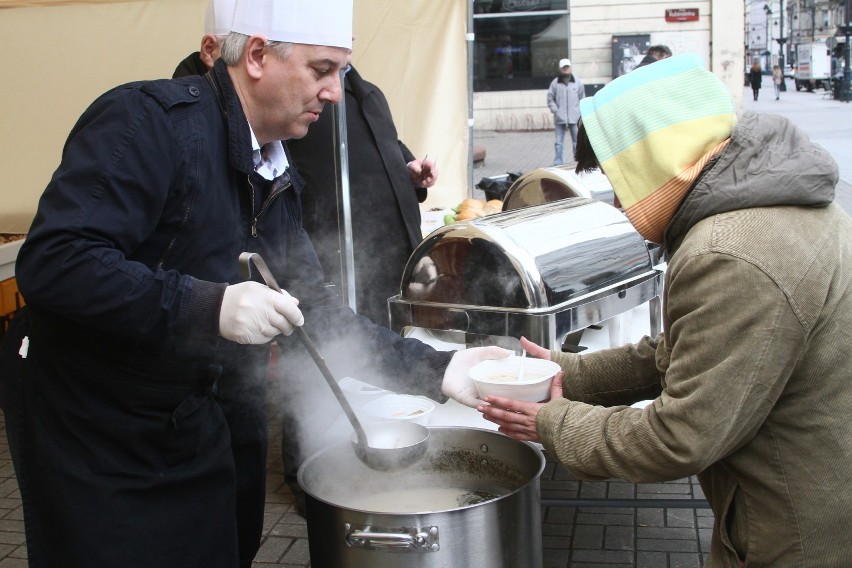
[237,252,429,471]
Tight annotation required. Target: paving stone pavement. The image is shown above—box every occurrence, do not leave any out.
[1,81,848,568]
[0,390,711,568]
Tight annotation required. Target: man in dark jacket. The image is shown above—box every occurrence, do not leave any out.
[2,1,505,567]
[287,61,437,327]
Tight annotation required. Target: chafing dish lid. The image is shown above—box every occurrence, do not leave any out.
[400,197,651,309]
[502,166,615,211]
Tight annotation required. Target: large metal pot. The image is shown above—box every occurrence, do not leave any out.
[297,427,545,568]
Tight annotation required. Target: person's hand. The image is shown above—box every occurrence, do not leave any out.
[519,336,551,360]
[477,372,564,442]
[407,156,439,188]
[442,346,512,407]
[219,281,304,344]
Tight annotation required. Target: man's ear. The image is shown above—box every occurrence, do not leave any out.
[244,36,268,79]
[199,34,220,69]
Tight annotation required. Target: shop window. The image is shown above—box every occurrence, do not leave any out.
[473,0,570,92]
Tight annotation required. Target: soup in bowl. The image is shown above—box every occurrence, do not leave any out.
[469,355,561,402]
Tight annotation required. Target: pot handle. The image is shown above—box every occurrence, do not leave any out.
[345,524,440,552]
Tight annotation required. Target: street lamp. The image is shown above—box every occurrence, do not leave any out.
[804,0,816,41]
[787,0,796,64]
[764,3,774,69]
[776,0,786,69]
[841,0,851,102]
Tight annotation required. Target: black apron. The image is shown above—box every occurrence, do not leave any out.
[2,312,268,568]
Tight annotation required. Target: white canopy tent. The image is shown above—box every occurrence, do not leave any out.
[0,0,470,234]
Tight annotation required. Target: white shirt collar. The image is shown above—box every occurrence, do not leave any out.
[249,128,290,181]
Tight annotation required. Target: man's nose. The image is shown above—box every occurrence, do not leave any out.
[320,74,343,104]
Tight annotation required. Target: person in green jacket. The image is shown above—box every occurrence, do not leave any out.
[479,54,852,567]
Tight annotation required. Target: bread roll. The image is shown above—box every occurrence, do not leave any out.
[457,198,485,211]
[455,208,485,220]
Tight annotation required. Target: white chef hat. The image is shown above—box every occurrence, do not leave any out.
[231,0,353,49]
[204,0,237,36]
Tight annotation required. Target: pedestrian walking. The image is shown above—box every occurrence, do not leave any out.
[546,58,584,165]
[749,61,763,101]
[772,64,783,100]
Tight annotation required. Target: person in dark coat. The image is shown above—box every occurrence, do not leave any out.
[0,1,506,567]
[636,44,671,68]
[287,61,437,327]
[749,61,763,101]
[282,56,437,514]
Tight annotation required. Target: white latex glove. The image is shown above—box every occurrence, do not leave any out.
[219,281,304,344]
[441,346,513,407]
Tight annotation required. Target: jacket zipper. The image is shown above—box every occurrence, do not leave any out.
[248,174,292,237]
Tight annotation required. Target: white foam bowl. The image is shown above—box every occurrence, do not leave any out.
[469,356,561,402]
[362,394,435,426]
[338,377,389,407]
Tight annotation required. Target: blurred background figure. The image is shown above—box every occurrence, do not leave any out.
[772,64,783,100]
[546,57,585,165]
[637,44,672,68]
[173,0,236,77]
[749,61,763,101]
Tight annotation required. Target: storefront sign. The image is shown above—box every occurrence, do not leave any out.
[665,8,699,22]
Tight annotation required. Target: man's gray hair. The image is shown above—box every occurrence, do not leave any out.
[220,32,294,65]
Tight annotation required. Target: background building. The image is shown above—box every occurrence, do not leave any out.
[473,0,744,132]
[745,0,849,79]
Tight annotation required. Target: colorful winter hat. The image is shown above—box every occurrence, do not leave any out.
[579,54,737,243]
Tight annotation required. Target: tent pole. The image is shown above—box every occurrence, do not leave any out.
[467,0,475,197]
[332,68,357,311]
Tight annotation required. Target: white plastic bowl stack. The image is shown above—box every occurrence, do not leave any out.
[338,377,390,408]
[468,355,561,402]
[362,394,435,426]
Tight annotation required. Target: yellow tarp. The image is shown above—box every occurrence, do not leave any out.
[0,0,468,233]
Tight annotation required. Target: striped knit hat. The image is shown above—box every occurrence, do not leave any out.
[579,54,736,243]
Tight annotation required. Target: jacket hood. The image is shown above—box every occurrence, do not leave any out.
[579,54,737,243]
[664,111,837,251]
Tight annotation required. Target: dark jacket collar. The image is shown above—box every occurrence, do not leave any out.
[172,52,209,79]
[209,59,256,176]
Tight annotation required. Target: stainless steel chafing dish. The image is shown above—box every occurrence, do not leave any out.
[389,197,663,351]
[501,165,615,211]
